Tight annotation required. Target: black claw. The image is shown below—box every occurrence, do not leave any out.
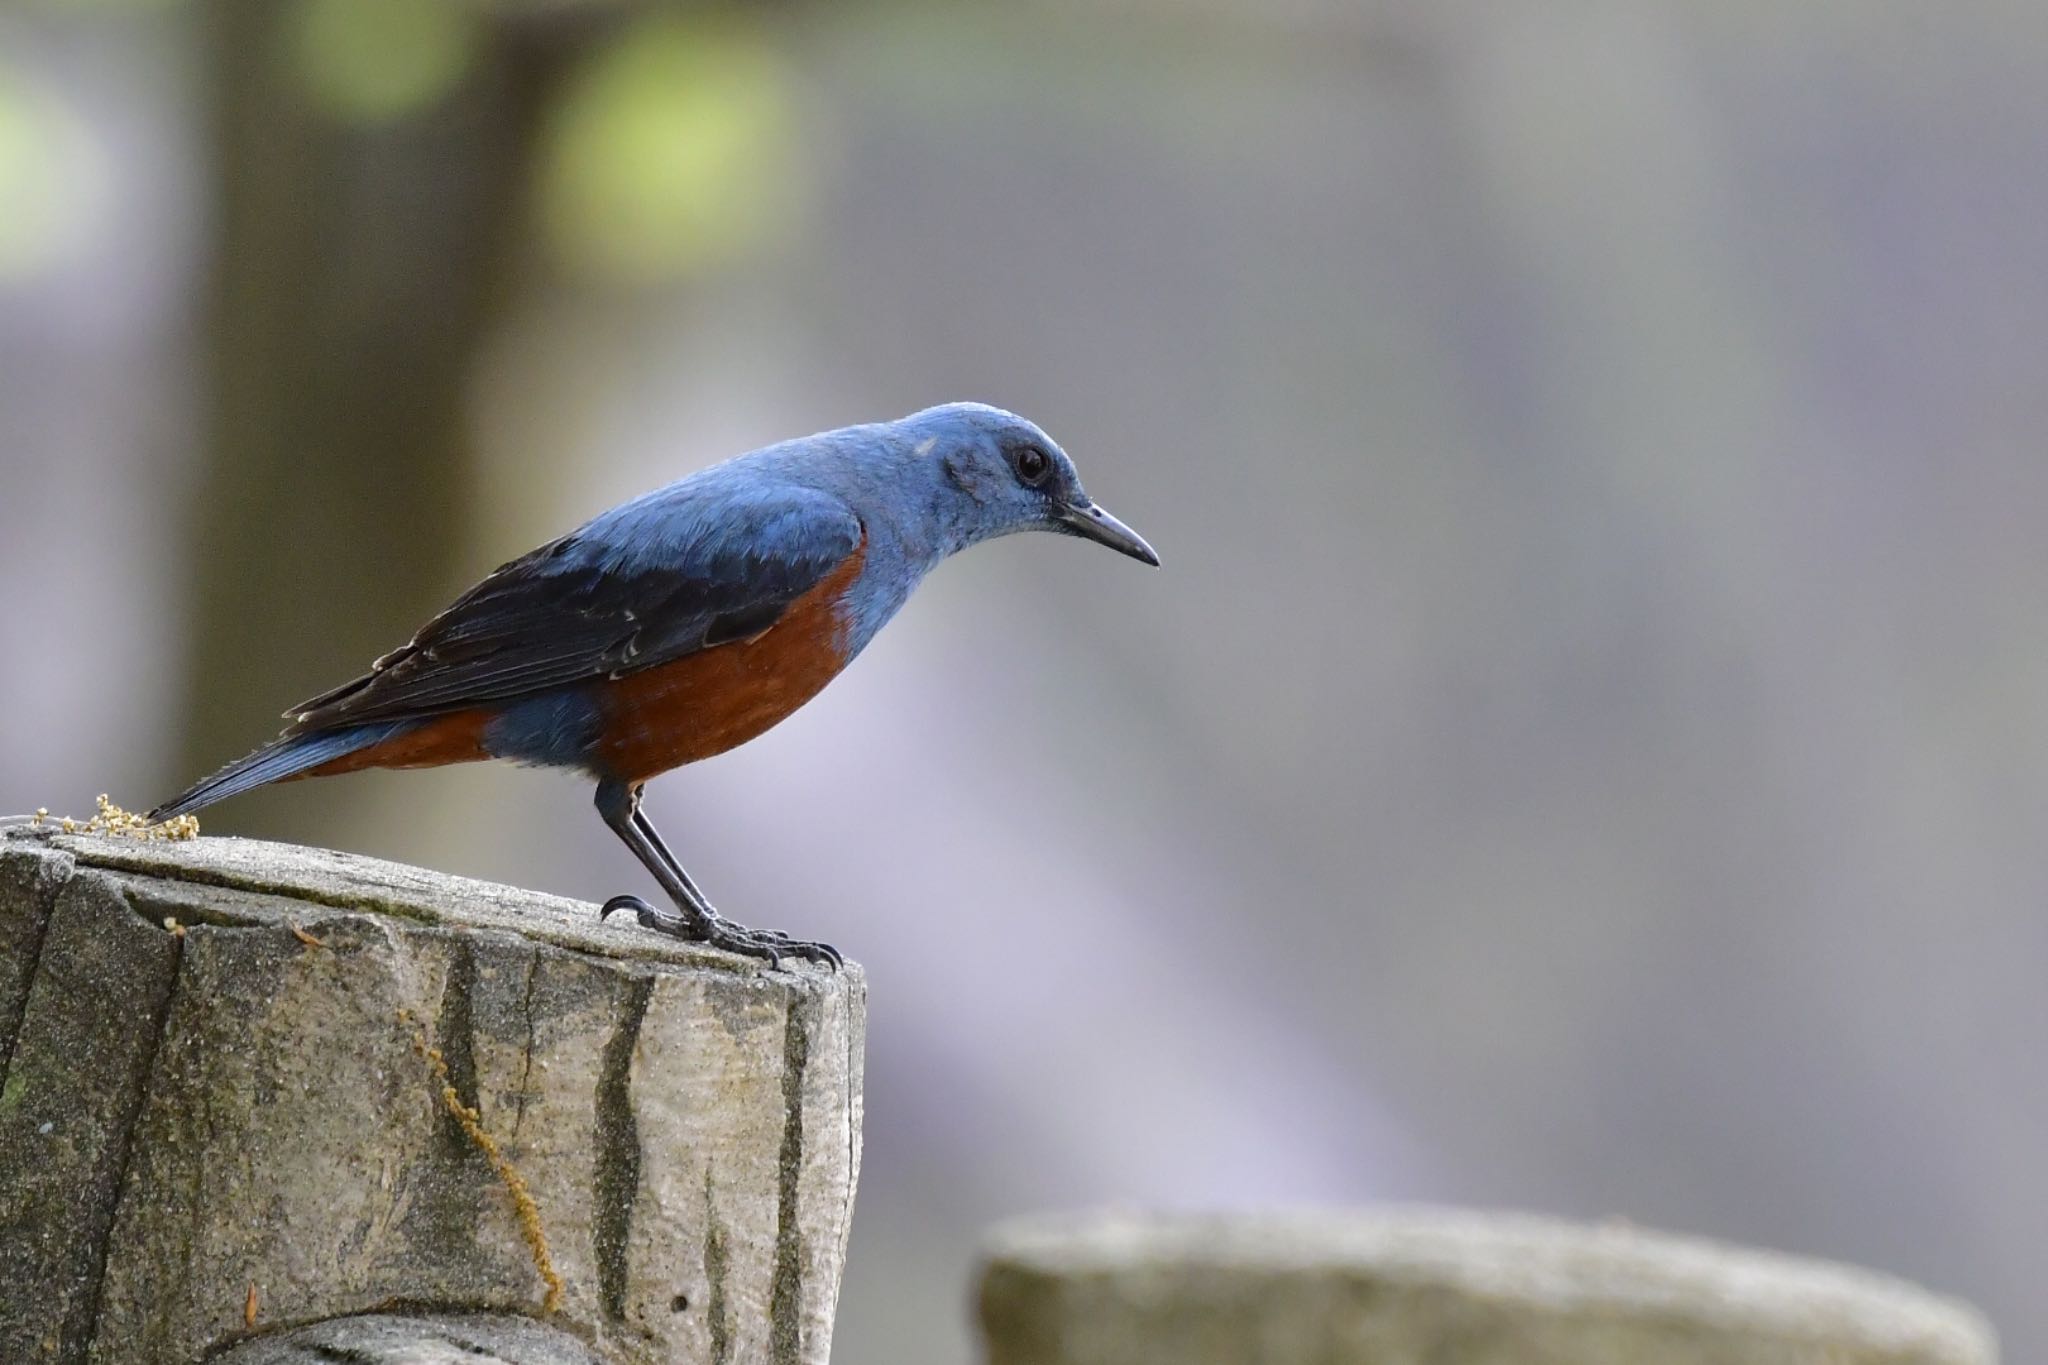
[600,893,685,936]
[735,927,840,966]
[597,892,840,971]
[598,894,647,924]
[734,926,840,969]
[594,784,842,970]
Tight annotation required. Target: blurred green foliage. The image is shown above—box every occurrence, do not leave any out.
[0,67,101,278]
[288,0,477,125]
[32,0,181,12]
[538,15,805,283]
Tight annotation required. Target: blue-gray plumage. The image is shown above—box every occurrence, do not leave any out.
[151,403,1158,967]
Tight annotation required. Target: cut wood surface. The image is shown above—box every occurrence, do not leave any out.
[0,826,864,1365]
[979,1209,1997,1365]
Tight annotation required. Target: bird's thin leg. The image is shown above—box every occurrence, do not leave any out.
[629,806,714,910]
[629,804,842,968]
[592,780,840,969]
[593,780,719,934]
[626,806,831,961]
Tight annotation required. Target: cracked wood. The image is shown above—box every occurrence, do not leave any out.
[0,827,864,1365]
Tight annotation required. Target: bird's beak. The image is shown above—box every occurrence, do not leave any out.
[1059,501,1161,566]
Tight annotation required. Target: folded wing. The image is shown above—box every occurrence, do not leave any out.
[286,483,864,732]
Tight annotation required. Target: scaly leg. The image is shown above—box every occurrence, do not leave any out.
[592,779,841,969]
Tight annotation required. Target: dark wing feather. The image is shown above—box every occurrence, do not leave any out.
[286,484,863,732]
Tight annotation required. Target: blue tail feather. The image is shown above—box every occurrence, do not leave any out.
[148,721,411,821]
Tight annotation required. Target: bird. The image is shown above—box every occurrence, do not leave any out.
[149,403,1158,968]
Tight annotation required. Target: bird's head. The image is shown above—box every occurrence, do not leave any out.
[898,402,1160,566]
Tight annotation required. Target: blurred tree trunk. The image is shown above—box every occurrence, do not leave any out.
[177,1,611,836]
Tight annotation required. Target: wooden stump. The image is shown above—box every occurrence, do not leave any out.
[979,1209,1997,1365]
[0,827,864,1365]
[209,1312,603,1363]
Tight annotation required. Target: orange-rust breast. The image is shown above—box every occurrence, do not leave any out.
[591,542,868,783]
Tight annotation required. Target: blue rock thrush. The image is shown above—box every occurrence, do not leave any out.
[150,403,1158,967]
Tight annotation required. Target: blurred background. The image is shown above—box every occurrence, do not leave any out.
[2,0,2043,1359]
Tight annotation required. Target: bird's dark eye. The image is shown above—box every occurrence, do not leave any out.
[1015,447,1051,486]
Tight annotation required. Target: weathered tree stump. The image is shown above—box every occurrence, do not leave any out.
[979,1209,1997,1365]
[209,1312,603,1363]
[0,826,863,1365]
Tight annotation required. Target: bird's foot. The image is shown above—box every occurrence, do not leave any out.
[598,894,842,970]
